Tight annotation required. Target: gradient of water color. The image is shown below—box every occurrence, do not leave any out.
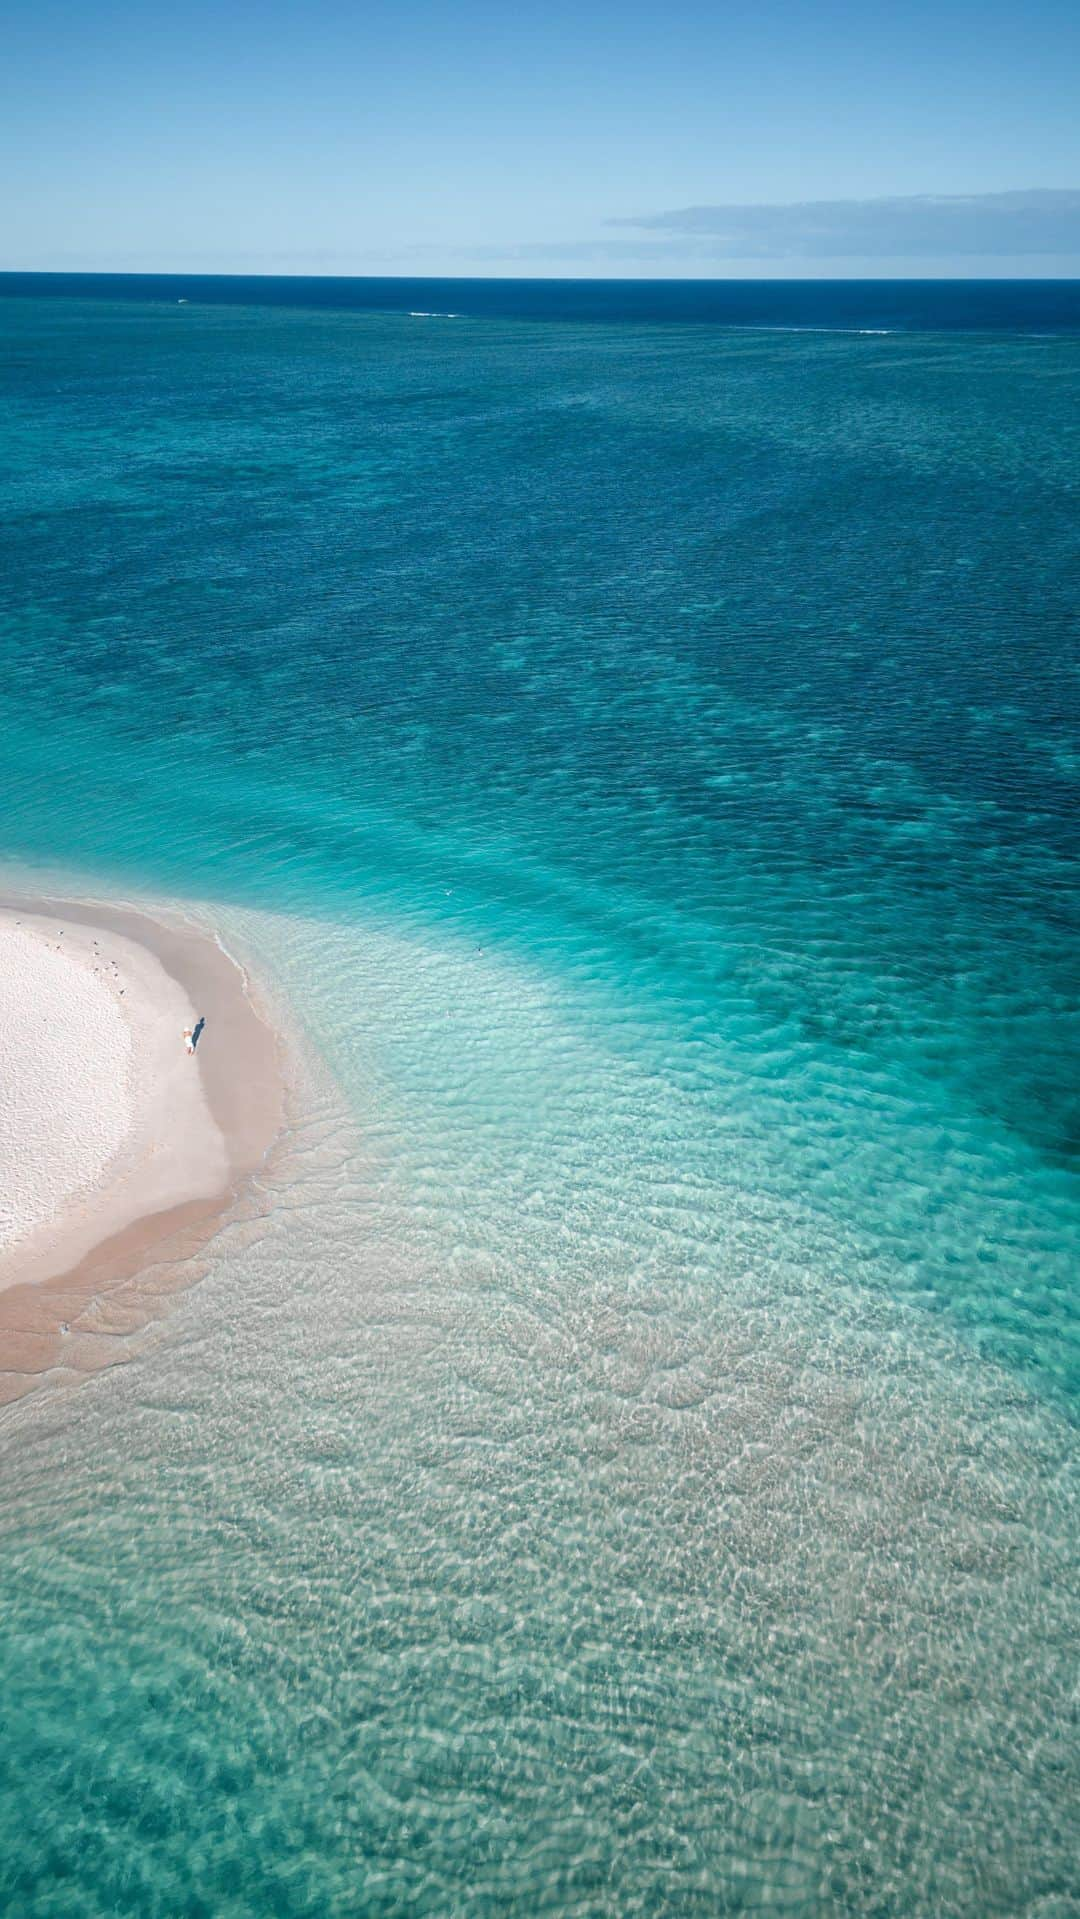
[0,286,1077,1916]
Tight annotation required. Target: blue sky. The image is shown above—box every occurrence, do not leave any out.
[3,0,1079,275]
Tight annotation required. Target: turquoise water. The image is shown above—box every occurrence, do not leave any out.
[0,290,1078,1914]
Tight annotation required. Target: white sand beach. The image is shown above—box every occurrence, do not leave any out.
[1,919,135,1252]
[0,895,284,1397]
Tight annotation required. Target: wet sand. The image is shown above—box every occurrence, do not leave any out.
[0,893,285,1402]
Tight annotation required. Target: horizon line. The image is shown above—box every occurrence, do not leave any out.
[3,267,1080,284]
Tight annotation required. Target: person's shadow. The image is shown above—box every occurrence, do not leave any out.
[191,1016,206,1051]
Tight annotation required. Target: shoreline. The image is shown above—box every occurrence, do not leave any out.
[0,891,286,1401]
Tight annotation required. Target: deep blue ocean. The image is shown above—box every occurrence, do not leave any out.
[0,278,1077,1915]
[5,270,1080,331]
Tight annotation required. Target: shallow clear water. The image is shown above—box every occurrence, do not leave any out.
[0,291,1077,1914]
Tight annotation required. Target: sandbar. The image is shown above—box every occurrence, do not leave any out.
[0,892,284,1399]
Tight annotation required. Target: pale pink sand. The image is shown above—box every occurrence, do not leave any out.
[0,909,228,1285]
[0,920,134,1251]
[0,895,285,1400]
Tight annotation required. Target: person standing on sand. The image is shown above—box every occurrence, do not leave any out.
[182,1018,205,1056]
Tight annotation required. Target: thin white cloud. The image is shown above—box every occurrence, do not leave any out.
[609,190,1080,258]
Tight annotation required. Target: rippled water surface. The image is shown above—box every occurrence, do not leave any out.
[0,291,1077,1915]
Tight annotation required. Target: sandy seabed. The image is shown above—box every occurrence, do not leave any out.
[0,893,286,1402]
